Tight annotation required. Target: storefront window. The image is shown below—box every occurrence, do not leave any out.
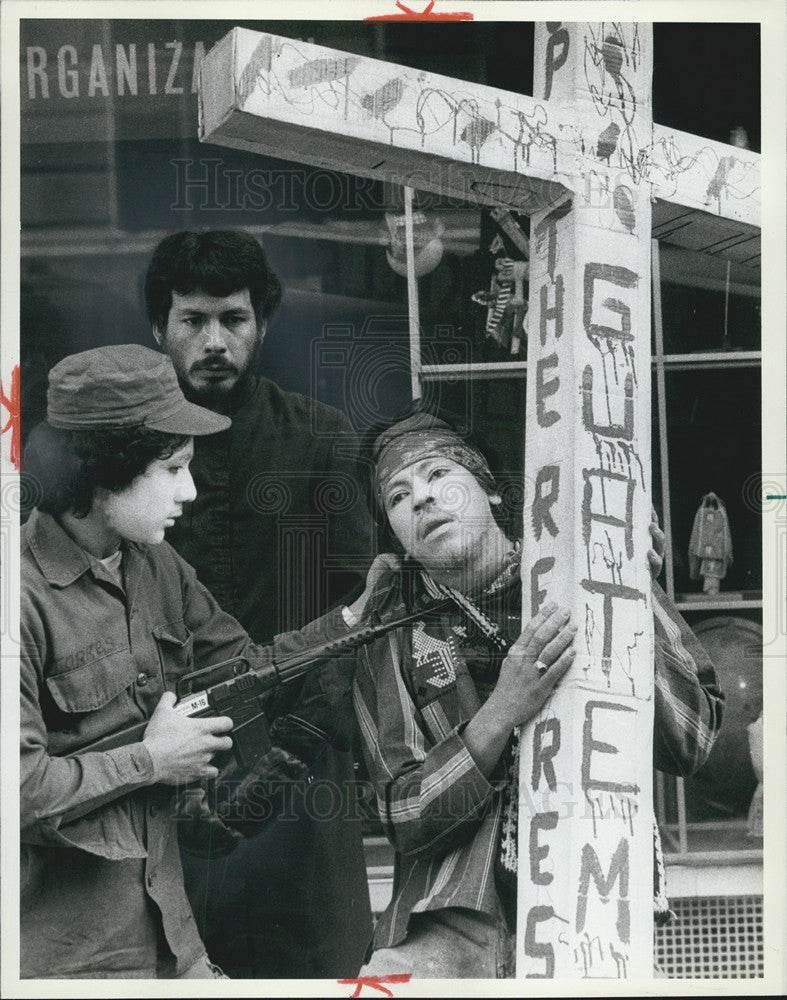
[18,10,763,889]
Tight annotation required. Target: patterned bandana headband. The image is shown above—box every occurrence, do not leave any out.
[373,412,497,502]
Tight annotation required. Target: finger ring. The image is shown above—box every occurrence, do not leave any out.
[535,660,549,676]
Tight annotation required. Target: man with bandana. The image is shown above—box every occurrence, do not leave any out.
[347,408,725,978]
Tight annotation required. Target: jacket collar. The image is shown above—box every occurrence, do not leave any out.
[26,509,93,587]
[25,509,135,590]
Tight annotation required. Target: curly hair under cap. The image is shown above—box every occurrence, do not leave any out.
[24,422,190,518]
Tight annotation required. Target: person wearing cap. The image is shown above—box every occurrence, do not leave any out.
[20,344,355,979]
[346,407,724,978]
[144,230,373,979]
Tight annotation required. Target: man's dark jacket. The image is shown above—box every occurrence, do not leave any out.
[168,373,373,978]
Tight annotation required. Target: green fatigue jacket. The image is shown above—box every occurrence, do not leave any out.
[20,508,348,978]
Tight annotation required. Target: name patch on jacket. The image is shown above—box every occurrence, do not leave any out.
[52,635,118,672]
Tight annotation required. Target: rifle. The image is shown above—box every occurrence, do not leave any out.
[63,601,452,769]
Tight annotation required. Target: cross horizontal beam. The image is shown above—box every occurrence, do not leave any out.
[200,28,759,229]
[650,124,759,226]
[199,28,567,212]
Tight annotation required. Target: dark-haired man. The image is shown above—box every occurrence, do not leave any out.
[145,230,373,978]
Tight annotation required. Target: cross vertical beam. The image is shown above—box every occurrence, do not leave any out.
[519,23,654,979]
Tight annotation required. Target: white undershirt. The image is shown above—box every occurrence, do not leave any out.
[97,548,123,587]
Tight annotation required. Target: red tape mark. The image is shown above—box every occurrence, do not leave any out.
[338,974,412,997]
[1,365,21,472]
[365,1,473,21]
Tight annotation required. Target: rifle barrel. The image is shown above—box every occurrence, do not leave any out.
[272,601,452,685]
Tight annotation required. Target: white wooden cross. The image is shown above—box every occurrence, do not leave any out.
[198,22,759,980]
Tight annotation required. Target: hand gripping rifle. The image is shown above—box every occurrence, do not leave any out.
[64,601,451,768]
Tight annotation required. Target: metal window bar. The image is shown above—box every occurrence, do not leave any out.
[404,186,422,402]
[651,238,676,605]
